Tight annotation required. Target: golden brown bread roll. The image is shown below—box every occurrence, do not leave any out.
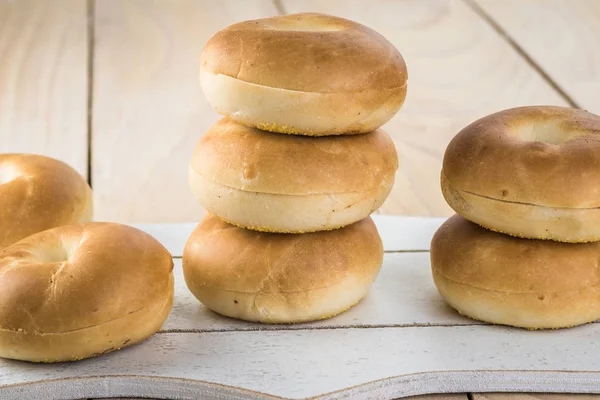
[0,223,174,362]
[431,214,600,329]
[182,214,383,323]
[189,118,398,233]
[442,106,600,243]
[200,13,407,136]
[0,153,93,248]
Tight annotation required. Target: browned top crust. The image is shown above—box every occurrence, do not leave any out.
[191,118,398,195]
[183,214,383,293]
[200,12,407,93]
[443,106,600,208]
[0,154,92,248]
[0,223,173,334]
[431,215,600,293]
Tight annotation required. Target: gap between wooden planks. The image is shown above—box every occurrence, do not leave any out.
[471,0,600,113]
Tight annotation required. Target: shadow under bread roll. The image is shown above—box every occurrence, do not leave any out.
[189,118,398,233]
[182,214,383,324]
[0,223,174,362]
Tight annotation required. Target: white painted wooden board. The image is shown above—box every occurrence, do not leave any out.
[3,219,600,400]
[132,215,448,257]
[3,325,600,399]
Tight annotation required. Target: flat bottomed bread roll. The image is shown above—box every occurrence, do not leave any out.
[431,215,600,329]
[0,154,92,248]
[189,118,398,233]
[0,223,174,362]
[183,215,383,323]
[442,106,600,243]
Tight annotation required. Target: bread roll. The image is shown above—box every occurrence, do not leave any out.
[183,214,383,323]
[0,223,174,362]
[200,13,407,136]
[0,154,92,248]
[431,215,600,329]
[442,106,600,242]
[189,118,398,233]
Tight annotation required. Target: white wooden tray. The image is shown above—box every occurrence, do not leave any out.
[2,216,600,400]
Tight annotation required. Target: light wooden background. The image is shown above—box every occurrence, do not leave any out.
[1,1,599,398]
[1,0,598,224]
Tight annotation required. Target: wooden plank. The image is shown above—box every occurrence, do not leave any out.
[162,252,476,332]
[281,0,569,218]
[91,0,278,223]
[132,215,448,256]
[4,324,600,399]
[98,395,468,400]
[474,395,600,400]
[414,397,468,400]
[0,0,88,177]
[472,0,600,112]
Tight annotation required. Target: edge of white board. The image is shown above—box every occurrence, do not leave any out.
[4,370,600,400]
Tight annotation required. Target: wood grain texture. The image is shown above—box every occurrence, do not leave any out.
[162,252,476,333]
[472,0,600,112]
[133,215,448,257]
[0,0,88,177]
[474,395,600,400]
[91,0,277,223]
[281,0,569,218]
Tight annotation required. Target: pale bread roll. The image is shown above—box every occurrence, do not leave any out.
[189,118,398,233]
[442,106,600,243]
[200,13,407,136]
[0,223,174,362]
[183,214,383,323]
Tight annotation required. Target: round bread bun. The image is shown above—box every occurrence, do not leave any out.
[0,154,93,248]
[0,223,174,362]
[431,214,600,329]
[442,106,600,243]
[190,118,398,233]
[183,214,383,324]
[199,12,407,136]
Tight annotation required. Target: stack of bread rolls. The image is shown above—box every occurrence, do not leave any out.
[0,155,174,362]
[431,105,600,329]
[184,13,407,323]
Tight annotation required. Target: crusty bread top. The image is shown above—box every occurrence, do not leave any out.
[0,154,93,248]
[431,215,600,293]
[183,214,383,293]
[191,118,398,195]
[200,12,407,93]
[0,223,173,334]
[443,106,600,208]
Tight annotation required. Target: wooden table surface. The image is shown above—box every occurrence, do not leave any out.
[1,0,599,399]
